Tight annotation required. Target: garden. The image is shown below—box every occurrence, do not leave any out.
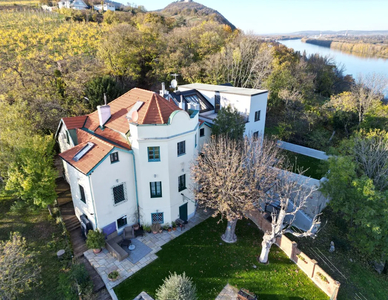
[114,217,329,300]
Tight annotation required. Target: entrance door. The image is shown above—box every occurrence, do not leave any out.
[179,203,188,222]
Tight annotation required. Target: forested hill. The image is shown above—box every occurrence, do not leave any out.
[157,1,236,30]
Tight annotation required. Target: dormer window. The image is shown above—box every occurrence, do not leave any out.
[110,152,119,163]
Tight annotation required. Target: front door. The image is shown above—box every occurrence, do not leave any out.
[179,203,188,222]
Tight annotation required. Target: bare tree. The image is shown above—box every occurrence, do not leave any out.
[191,136,283,243]
[0,232,41,299]
[351,129,388,191]
[257,171,320,264]
[327,73,388,124]
[203,36,273,89]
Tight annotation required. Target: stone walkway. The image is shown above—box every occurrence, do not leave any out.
[84,209,212,300]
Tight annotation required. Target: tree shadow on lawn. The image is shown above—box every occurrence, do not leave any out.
[114,218,328,300]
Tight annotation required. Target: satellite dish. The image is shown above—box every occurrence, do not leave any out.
[132,111,139,122]
[171,79,177,89]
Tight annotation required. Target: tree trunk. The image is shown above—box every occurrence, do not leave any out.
[258,233,275,264]
[221,219,237,243]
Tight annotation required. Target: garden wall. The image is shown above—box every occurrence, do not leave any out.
[249,211,340,299]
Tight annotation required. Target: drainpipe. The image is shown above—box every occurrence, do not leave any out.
[131,150,140,225]
[88,175,98,229]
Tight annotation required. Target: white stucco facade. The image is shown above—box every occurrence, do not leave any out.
[57,85,268,235]
[129,110,197,226]
[178,83,268,138]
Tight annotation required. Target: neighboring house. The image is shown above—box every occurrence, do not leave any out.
[94,3,115,11]
[57,84,269,236]
[165,83,268,138]
[58,0,88,10]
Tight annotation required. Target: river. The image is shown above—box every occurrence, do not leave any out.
[279,39,388,95]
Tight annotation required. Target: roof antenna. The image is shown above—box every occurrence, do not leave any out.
[170,73,179,92]
[104,93,107,106]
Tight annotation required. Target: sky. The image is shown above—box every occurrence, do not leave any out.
[115,0,388,34]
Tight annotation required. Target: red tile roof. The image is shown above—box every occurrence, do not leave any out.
[84,88,181,133]
[59,129,114,174]
[59,88,181,174]
[94,127,130,150]
[62,116,87,130]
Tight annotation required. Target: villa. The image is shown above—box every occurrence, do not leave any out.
[56,84,268,237]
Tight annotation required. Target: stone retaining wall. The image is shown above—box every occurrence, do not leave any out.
[249,210,340,299]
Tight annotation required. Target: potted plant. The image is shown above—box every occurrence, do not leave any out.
[86,229,105,253]
[172,221,177,231]
[162,224,170,231]
[108,270,119,281]
[151,223,161,234]
[143,224,151,233]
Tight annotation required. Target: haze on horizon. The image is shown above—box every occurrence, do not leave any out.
[116,0,388,34]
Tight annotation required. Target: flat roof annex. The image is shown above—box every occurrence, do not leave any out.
[179,83,268,96]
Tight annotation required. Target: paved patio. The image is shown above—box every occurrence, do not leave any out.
[84,209,212,300]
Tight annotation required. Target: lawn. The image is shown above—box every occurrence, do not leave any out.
[283,150,328,179]
[287,207,388,300]
[0,190,73,299]
[115,217,329,300]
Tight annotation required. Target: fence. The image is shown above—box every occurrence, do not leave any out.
[248,210,340,300]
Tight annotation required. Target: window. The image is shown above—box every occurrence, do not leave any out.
[177,141,186,156]
[79,184,86,203]
[151,212,164,224]
[200,128,205,137]
[195,134,197,148]
[150,181,162,198]
[113,184,126,204]
[178,174,186,192]
[253,131,259,139]
[254,110,261,122]
[148,146,160,162]
[117,215,127,229]
[110,152,119,163]
[66,131,70,144]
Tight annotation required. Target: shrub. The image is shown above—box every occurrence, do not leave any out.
[86,229,105,250]
[143,224,151,232]
[156,272,197,300]
[108,270,119,280]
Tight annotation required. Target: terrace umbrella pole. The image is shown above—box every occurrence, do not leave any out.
[221,219,237,243]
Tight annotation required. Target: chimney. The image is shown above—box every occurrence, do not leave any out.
[97,104,111,128]
[214,91,220,113]
[179,95,186,111]
[162,82,166,96]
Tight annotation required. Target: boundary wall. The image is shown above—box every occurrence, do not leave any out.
[248,210,340,300]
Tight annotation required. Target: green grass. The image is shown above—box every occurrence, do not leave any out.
[287,208,388,300]
[283,150,328,179]
[0,192,73,299]
[115,218,329,300]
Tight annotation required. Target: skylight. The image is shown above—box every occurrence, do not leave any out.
[73,142,95,162]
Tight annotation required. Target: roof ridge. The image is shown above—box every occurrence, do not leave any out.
[141,92,154,124]
[154,93,165,124]
[133,87,155,94]
[78,128,115,148]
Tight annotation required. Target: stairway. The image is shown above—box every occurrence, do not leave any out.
[55,176,111,299]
